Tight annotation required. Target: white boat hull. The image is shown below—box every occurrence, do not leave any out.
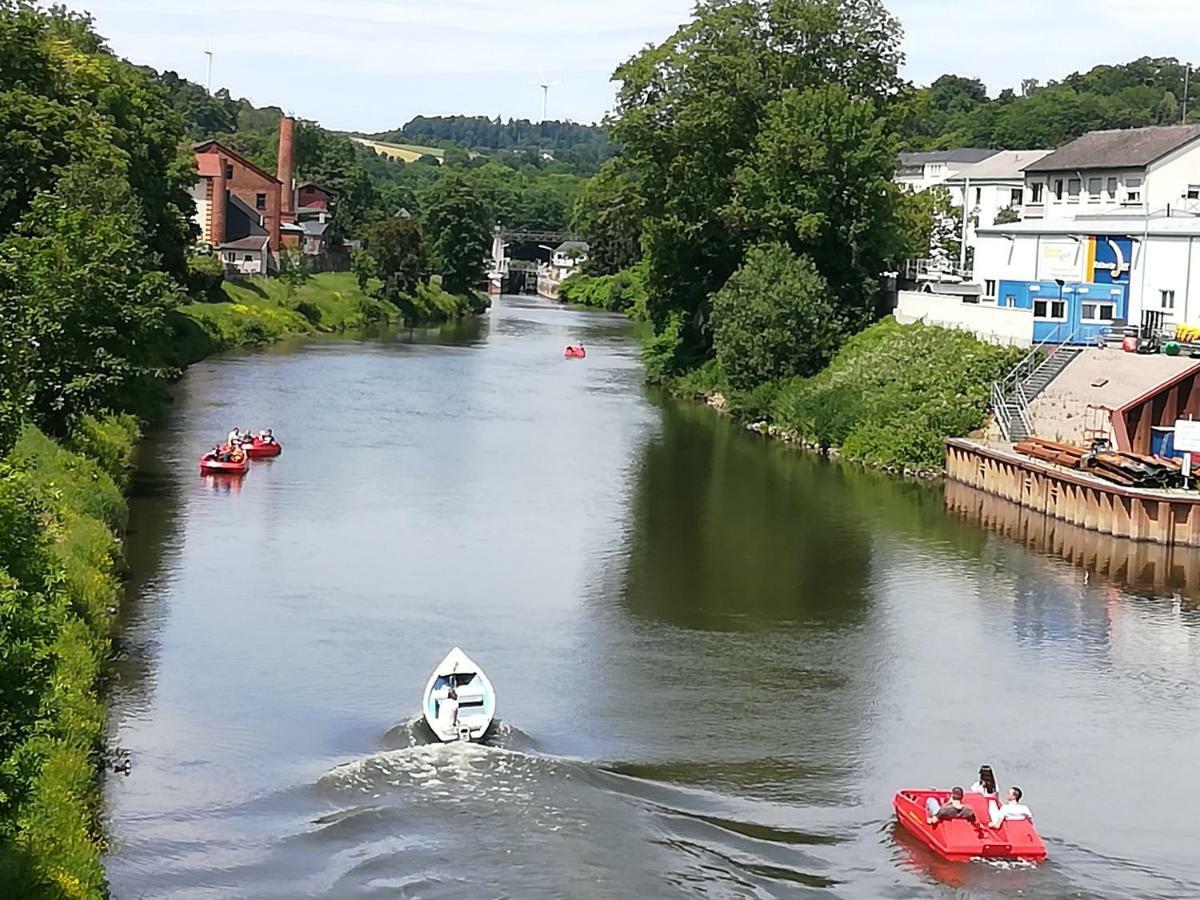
[421,647,496,742]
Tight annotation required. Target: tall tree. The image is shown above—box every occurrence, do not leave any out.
[367,216,426,298]
[611,0,903,366]
[420,173,492,294]
[571,159,644,275]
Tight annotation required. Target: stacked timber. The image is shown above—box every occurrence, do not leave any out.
[1014,438,1184,489]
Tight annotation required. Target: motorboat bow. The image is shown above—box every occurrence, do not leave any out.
[422,647,496,742]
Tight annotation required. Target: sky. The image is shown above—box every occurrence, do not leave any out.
[72,0,1200,133]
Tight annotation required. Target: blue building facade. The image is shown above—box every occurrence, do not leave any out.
[997,279,1129,344]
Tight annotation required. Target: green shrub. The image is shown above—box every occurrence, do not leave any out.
[67,415,139,490]
[559,261,648,314]
[292,301,322,325]
[764,319,1022,468]
[185,253,225,301]
[711,244,843,391]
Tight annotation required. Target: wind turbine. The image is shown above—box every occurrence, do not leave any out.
[204,45,215,93]
[538,71,559,123]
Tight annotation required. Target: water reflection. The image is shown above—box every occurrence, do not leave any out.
[946,480,1200,600]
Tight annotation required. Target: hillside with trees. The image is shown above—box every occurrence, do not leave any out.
[370,115,613,174]
[901,57,1197,150]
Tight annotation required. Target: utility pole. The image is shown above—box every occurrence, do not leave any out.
[1184,63,1192,124]
[959,176,971,274]
[205,48,214,94]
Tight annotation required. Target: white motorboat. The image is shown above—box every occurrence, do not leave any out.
[422,647,496,742]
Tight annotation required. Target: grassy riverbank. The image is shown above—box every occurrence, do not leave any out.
[667,319,1022,473]
[165,271,486,367]
[0,416,138,899]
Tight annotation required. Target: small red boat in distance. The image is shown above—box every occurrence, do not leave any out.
[199,445,250,476]
[893,789,1046,862]
[243,436,282,459]
[564,345,586,359]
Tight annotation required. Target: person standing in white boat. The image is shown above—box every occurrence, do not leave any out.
[442,686,460,729]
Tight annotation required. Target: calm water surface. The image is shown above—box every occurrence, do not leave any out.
[105,296,1200,899]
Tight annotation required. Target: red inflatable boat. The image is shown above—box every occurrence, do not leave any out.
[893,789,1046,862]
[243,437,282,459]
[199,447,249,476]
[564,346,586,358]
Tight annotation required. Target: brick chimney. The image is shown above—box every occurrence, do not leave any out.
[210,154,227,246]
[277,115,296,221]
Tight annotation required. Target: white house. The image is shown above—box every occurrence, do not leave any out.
[945,150,1052,248]
[550,241,588,280]
[1022,124,1200,221]
[895,148,998,191]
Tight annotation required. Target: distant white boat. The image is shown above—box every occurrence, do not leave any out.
[422,647,496,742]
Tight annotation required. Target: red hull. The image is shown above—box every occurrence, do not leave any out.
[244,438,281,458]
[564,347,586,358]
[893,790,1046,862]
[199,446,249,475]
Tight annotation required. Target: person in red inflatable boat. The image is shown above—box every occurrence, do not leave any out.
[925,786,976,824]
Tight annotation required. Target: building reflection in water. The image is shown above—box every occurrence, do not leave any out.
[945,479,1200,602]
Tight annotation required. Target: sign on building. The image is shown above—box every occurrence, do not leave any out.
[1174,419,1200,452]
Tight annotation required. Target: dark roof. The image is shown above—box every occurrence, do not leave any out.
[898,149,999,167]
[1025,125,1200,172]
[300,220,330,237]
[219,236,269,251]
[296,181,336,196]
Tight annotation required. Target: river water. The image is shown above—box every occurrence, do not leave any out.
[105,296,1200,899]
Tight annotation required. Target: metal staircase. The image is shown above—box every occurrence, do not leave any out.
[991,333,1082,443]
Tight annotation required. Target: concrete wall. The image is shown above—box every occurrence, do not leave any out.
[893,291,1033,347]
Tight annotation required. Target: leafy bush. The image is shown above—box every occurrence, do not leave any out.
[67,414,139,489]
[185,253,225,301]
[292,301,322,325]
[559,262,647,314]
[765,319,1022,468]
[711,244,843,391]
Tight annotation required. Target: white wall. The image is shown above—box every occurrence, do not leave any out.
[894,291,1034,347]
[1145,145,1200,214]
[190,181,211,243]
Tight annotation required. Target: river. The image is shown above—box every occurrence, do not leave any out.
[104,296,1200,899]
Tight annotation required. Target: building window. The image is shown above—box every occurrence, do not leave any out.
[224,164,234,179]
[1030,182,1044,204]
[984,279,997,298]
[1087,177,1102,201]
[1161,289,1176,309]
[1053,179,1064,201]
[1003,294,1017,308]
[1011,188,1023,206]
[1033,299,1067,320]
[1107,177,1118,199]
[1188,185,1200,201]
[974,187,983,205]
[1067,178,1081,202]
[1126,177,1143,204]
[224,252,235,262]
[255,193,267,210]
[1081,302,1116,321]
[243,254,254,262]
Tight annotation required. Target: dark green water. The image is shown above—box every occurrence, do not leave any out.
[104,296,1200,899]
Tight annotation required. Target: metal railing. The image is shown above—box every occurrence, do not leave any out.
[902,257,973,282]
[991,326,1080,441]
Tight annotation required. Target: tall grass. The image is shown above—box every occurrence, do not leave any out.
[0,417,139,899]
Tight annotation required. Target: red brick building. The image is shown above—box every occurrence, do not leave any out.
[191,116,304,274]
[297,182,335,210]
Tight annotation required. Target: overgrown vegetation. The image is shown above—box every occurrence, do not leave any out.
[558,262,648,314]
[673,320,1022,470]
[0,415,138,899]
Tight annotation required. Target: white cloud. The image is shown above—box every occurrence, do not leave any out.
[72,0,1200,130]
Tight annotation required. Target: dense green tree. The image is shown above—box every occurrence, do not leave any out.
[367,216,426,298]
[712,243,842,390]
[420,173,494,294]
[612,0,903,366]
[0,162,180,436]
[571,159,644,275]
[727,83,900,329]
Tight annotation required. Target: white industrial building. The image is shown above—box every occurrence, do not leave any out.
[904,125,1200,346]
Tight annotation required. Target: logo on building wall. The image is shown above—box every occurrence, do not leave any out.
[1088,236,1132,284]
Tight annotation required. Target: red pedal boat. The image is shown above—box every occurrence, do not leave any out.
[243,436,282,459]
[199,446,250,476]
[564,346,586,358]
[893,789,1046,862]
